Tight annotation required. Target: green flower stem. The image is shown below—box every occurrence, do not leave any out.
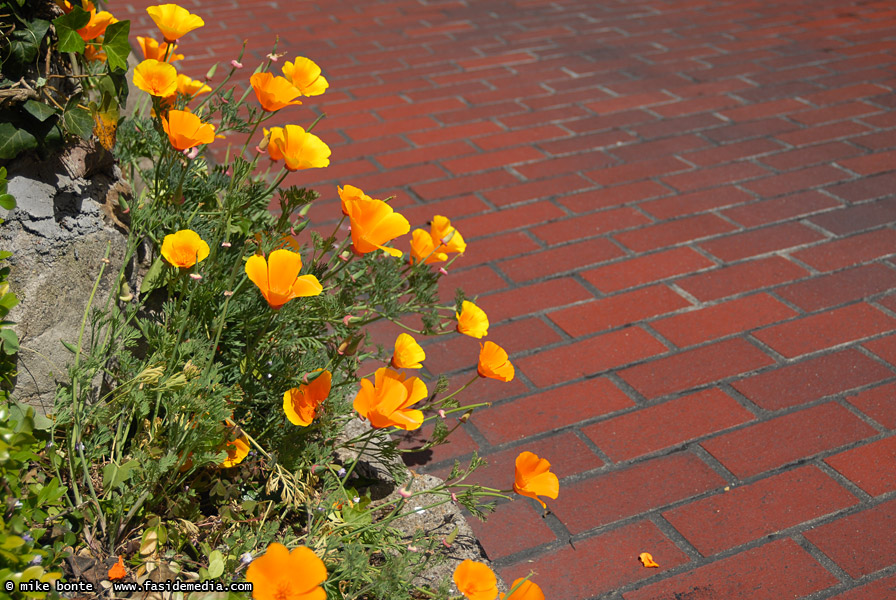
[435,374,480,405]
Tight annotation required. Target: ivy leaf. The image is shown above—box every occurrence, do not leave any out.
[23,99,57,122]
[62,107,93,140]
[0,122,37,160]
[0,328,19,355]
[53,6,91,53]
[101,20,130,72]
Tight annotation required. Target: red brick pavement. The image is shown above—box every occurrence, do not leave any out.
[118,0,896,598]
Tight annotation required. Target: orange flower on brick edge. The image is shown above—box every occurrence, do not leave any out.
[409,229,447,265]
[146,3,205,43]
[160,229,209,268]
[107,556,127,581]
[266,125,331,171]
[136,36,184,62]
[456,300,488,339]
[453,560,498,600]
[391,333,425,369]
[283,369,332,427]
[353,367,427,431]
[162,109,215,151]
[341,191,410,257]
[478,341,514,382]
[78,10,117,42]
[133,59,178,98]
[250,72,303,112]
[246,543,326,600]
[431,215,466,254]
[501,579,545,600]
[282,57,329,96]
[513,451,559,510]
[221,431,249,468]
[245,248,323,310]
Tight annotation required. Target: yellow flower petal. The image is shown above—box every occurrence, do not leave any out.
[457,301,489,339]
[147,3,205,42]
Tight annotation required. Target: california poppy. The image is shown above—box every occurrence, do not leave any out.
[353,367,427,430]
[283,369,332,426]
[639,552,660,568]
[245,544,326,600]
[146,4,205,42]
[162,109,215,151]
[267,125,331,171]
[245,248,323,310]
[160,229,209,268]
[173,73,212,99]
[453,560,498,600]
[456,301,488,339]
[337,184,373,216]
[477,341,514,382]
[84,44,107,63]
[250,72,303,112]
[391,333,425,369]
[136,36,184,62]
[78,10,117,41]
[55,0,94,13]
[431,215,466,254]
[501,579,544,600]
[221,432,249,468]
[282,57,329,96]
[133,59,178,97]
[107,556,126,581]
[342,194,409,257]
[513,451,559,509]
[409,229,447,265]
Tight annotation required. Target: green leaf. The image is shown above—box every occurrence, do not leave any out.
[0,293,19,311]
[22,100,56,122]
[140,255,165,295]
[0,328,19,354]
[0,195,14,211]
[62,107,93,140]
[53,7,90,53]
[101,20,130,72]
[207,550,224,579]
[0,122,37,160]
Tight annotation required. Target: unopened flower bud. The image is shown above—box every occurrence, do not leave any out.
[189,273,203,281]
[398,487,412,498]
[230,59,243,69]
[439,267,448,275]
[221,241,232,248]
[438,409,446,419]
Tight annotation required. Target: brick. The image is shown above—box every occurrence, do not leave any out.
[502,520,689,600]
[733,349,894,411]
[457,201,564,239]
[438,101,526,125]
[438,266,507,303]
[792,228,896,271]
[583,388,755,462]
[865,333,896,367]
[472,378,635,445]
[517,327,668,388]
[552,452,725,534]
[742,164,849,198]
[665,465,857,556]
[633,113,723,140]
[776,121,872,147]
[564,109,655,134]
[752,303,896,358]
[377,140,476,169]
[639,186,754,220]
[839,149,896,176]
[853,130,896,151]
[343,116,439,141]
[499,105,591,129]
[776,264,896,311]
[702,117,797,144]
[442,146,544,175]
[826,436,896,497]
[619,338,774,399]
[677,256,811,302]
[483,174,593,208]
[827,172,896,203]
[375,97,467,121]
[461,231,541,266]
[610,134,709,162]
[548,285,691,337]
[405,121,503,146]
[827,573,896,600]
[559,180,669,213]
[624,538,837,600]
[497,238,626,283]
[661,162,770,193]
[722,191,841,227]
[847,382,896,430]
[585,91,676,114]
[467,500,556,561]
[541,130,637,156]
[474,125,568,152]
[703,222,827,262]
[399,195,488,227]
[717,98,807,122]
[534,207,651,246]
[614,214,737,253]
[398,422,480,468]
[683,138,782,167]
[791,100,882,125]
[411,170,519,201]
[652,293,798,347]
[801,83,889,105]
[701,402,878,479]
[583,247,716,293]
[804,499,896,578]
[477,278,592,323]
[759,141,863,171]
[586,156,690,187]
[810,198,896,235]
[343,164,446,198]
[650,95,741,117]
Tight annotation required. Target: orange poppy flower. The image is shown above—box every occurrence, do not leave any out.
[78,10,117,41]
[501,579,544,600]
[342,194,409,257]
[146,4,205,42]
[266,125,331,171]
[283,369,332,427]
[353,367,427,431]
[245,248,323,310]
[250,72,303,112]
[431,215,466,254]
[133,59,178,97]
[478,341,514,382]
[246,543,326,600]
[136,36,184,62]
[173,73,212,99]
[337,184,373,216]
[453,560,498,600]
[391,333,425,369]
[221,432,249,468]
[55,0,95,13]
[162,109,215,151]
[160,229,209,268]
[639,552,660,568]
[107,556,127,580]
[456,301,488,339]
[84,44,107,63]
[282,57,329,96]
[409,229,447,265]
[513,451,559,509]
